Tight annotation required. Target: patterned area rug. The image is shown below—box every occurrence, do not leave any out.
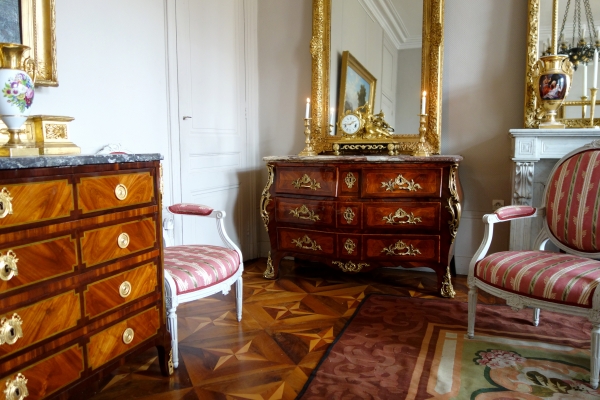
[298,294,600,399]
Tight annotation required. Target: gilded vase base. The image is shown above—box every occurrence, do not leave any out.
[37,143,81,156]
[0,146,38,157]
[539,121,566,129]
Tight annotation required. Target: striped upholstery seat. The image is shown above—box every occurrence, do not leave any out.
[476,251,600,308]
[164,245,241,295]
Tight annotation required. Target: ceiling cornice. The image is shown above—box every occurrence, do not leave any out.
[358,0,421,50]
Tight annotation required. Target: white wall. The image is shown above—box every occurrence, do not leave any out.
[31,0,172,196]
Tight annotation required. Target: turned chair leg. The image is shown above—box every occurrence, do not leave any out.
[532,308,540,327]
[467,285,477,339]
[591,322,600,389]
[236,276,243,322]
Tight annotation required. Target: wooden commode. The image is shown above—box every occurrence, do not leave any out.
[0,154,172,399]
[260,155,463,297]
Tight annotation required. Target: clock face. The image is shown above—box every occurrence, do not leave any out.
[341,114,361,134]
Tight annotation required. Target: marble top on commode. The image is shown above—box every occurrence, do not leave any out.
[0,153,162,170]
[263,154,462,163]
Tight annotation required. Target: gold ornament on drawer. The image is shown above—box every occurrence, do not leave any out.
[114,184,128,200]
[0,187,13,219]
[343,207,355,224]
[381,240,421,256]
[292,174,321,190]
[0,250,18,281]
[168,350,174,375]
[3,373,28,400]
[292,235,322,251]
[344,172,356,188]
[263,251,275,279]
[117,233,130,249]
[381,174,422,192]
[332,260,368,273]
[260,164,274,232]
[289,205,320,222]
[445,164,461,242]
[344,238,356,255]
[440,267,456,298]
[0,313,23,346]
[383,208,422,225]
[119,281,132,298]
[122,328,135,344]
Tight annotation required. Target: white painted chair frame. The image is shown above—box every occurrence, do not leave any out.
[467,141,600,389]
[162,208,243,369]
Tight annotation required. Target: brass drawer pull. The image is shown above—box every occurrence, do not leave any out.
[119,281,132,298]
[343,207,355,224]
[381,240,421,256]
[332,260,368,273]
[122,328,134,344]
[381,174,422,192]
[0,313,24,346]
[115,184,128,200]
[289,205,320,221]
[117,232,130,249]
[383,208,422,224]
[291,174,321,190]
[344,172,356,188]
[0,187,14,219]
[291,235,322,251]
[0,250,18,281]
[4,373,28,400]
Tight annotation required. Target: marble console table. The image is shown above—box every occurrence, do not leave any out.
[509,128,600,250]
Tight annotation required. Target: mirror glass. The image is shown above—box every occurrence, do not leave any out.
[0,0,21,44]
[330,0,423,136]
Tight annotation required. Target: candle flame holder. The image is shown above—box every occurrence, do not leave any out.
[412,114,430,157]
[298,118,317,156]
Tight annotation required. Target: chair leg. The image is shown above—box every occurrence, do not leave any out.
[591,322,600,389]
[532,308,540,327]
[166,303,179,368]
[236,276,243,322]
[467,285,477,339]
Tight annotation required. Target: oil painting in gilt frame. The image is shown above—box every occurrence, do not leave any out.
[337,51,376,114]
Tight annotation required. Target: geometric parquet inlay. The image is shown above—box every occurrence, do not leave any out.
[87,257,502,400]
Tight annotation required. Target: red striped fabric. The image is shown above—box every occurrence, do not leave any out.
[164,245,240,295]
[168,203,214,216]
[495,206,536,221]
[546,149,600,252]
[476,251,600,307]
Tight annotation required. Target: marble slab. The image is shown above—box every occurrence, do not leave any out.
[263,154,463,163]
[0,153,163,170]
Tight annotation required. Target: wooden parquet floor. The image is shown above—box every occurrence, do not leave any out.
[88,257,502,400]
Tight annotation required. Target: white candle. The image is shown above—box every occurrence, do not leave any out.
[305,98,310,119]
[594,50,598,88]
[584,64,588,96]
[421,91,427,114]
[330,107,335,126]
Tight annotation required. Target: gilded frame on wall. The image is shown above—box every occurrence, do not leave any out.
[20,0,57,86]
[338,51,376,114]
[309,0,445,154]
[523,0,597,128]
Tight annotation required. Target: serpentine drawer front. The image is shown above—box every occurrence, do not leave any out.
[0,155,172,399]
[261,155,463,298]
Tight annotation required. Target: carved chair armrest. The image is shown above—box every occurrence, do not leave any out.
[467,207,546,279]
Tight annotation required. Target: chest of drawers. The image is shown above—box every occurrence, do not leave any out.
[0,154,172,399]
[260,155,463,297]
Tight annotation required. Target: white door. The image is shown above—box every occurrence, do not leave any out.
[171,0,254,257]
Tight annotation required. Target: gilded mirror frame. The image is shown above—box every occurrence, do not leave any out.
[20,0,58,86]
[309,0,445,154]
[523,0,598,128]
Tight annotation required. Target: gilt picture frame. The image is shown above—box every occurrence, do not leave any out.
[21,0,57,87]
[337,51,376,115]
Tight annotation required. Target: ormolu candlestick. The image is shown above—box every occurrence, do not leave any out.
[298,118,317,156]
[413,114,430,157]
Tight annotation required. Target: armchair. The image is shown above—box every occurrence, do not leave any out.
[162,203,244,369]
[468,140,600,388]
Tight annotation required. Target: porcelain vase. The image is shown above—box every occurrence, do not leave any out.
[0,43,35,147]
[533,54,574,129]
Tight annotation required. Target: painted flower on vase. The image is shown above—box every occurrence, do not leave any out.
[3,73,34,113]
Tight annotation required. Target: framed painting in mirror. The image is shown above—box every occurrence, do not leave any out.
[338,51,376,114]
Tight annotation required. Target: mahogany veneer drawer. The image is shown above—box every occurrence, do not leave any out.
[275,198,335,227]
[84,263,158,318]
[0,291,80,359]
[1,345,84,400]
[338,170,360,195]
[87,307,160,370]
[337,234,362,257]
[363,202,441,230]
[78,171,155,214]
[364,235,440,262]
[0,235,77,294]
[275,167,337,197]
[362,168,442,198]
[81,217,157,267]
[277,228,335,256]
[0,180,73,229]
[336,202,362,228]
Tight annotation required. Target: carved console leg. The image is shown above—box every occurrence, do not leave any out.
[440,266,455,298]
[467,282,477,339]
[532,307,540,327]
[156,332,174,376]
[263,251,282,279]
[591,322,600,389]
